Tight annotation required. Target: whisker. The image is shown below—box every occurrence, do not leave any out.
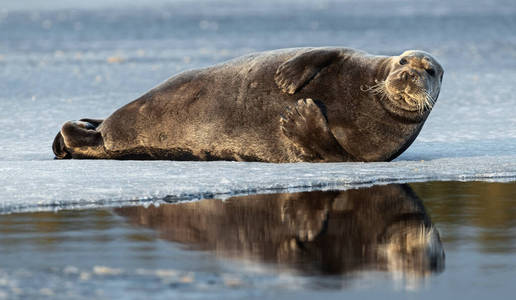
[361,80,387,99]
[362,80,435,114]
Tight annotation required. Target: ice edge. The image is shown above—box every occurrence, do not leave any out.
[2,174,515,215]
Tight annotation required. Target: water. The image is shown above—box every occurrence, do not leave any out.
[1,181,515,299]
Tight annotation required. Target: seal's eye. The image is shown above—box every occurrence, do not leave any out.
[426,68,436,76]
[399,58,408,65]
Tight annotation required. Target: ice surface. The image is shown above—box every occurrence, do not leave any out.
[1,158,515,214]
[1,0,515,214]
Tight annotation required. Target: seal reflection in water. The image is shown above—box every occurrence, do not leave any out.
[53,47,443,162]
[116,184,445,278]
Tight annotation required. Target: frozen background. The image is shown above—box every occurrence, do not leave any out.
[1,0,515,213]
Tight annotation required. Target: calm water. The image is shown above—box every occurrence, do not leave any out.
[0,181,515,299]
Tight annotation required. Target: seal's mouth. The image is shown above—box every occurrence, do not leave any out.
[394,91,435,113]
[361,80,435,114]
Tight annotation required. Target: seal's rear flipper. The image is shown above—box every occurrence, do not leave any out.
[52,131,71,159]
[52,120,104,159]
[79,118,104,127]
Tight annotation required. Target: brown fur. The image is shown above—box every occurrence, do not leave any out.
[53,47,443,162]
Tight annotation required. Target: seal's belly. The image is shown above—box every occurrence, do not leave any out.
[332,122,418,162]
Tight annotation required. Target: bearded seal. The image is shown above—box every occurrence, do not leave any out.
[52,47,443,162]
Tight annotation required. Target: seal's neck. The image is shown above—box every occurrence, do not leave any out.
[370,56,393,82]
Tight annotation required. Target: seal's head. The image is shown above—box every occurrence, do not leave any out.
[365,50,444,119]
[386,50,444,113]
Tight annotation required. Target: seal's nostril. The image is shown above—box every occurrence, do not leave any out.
[400,70,418,81]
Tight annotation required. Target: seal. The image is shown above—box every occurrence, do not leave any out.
[52,47,444,162]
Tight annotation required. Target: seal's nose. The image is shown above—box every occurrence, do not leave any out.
[401,71,409,81]
[400,70,417,81]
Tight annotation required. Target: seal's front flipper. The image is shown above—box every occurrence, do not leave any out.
[274,49,344,94]
[52,120,103,159]
[280,98,355,162]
